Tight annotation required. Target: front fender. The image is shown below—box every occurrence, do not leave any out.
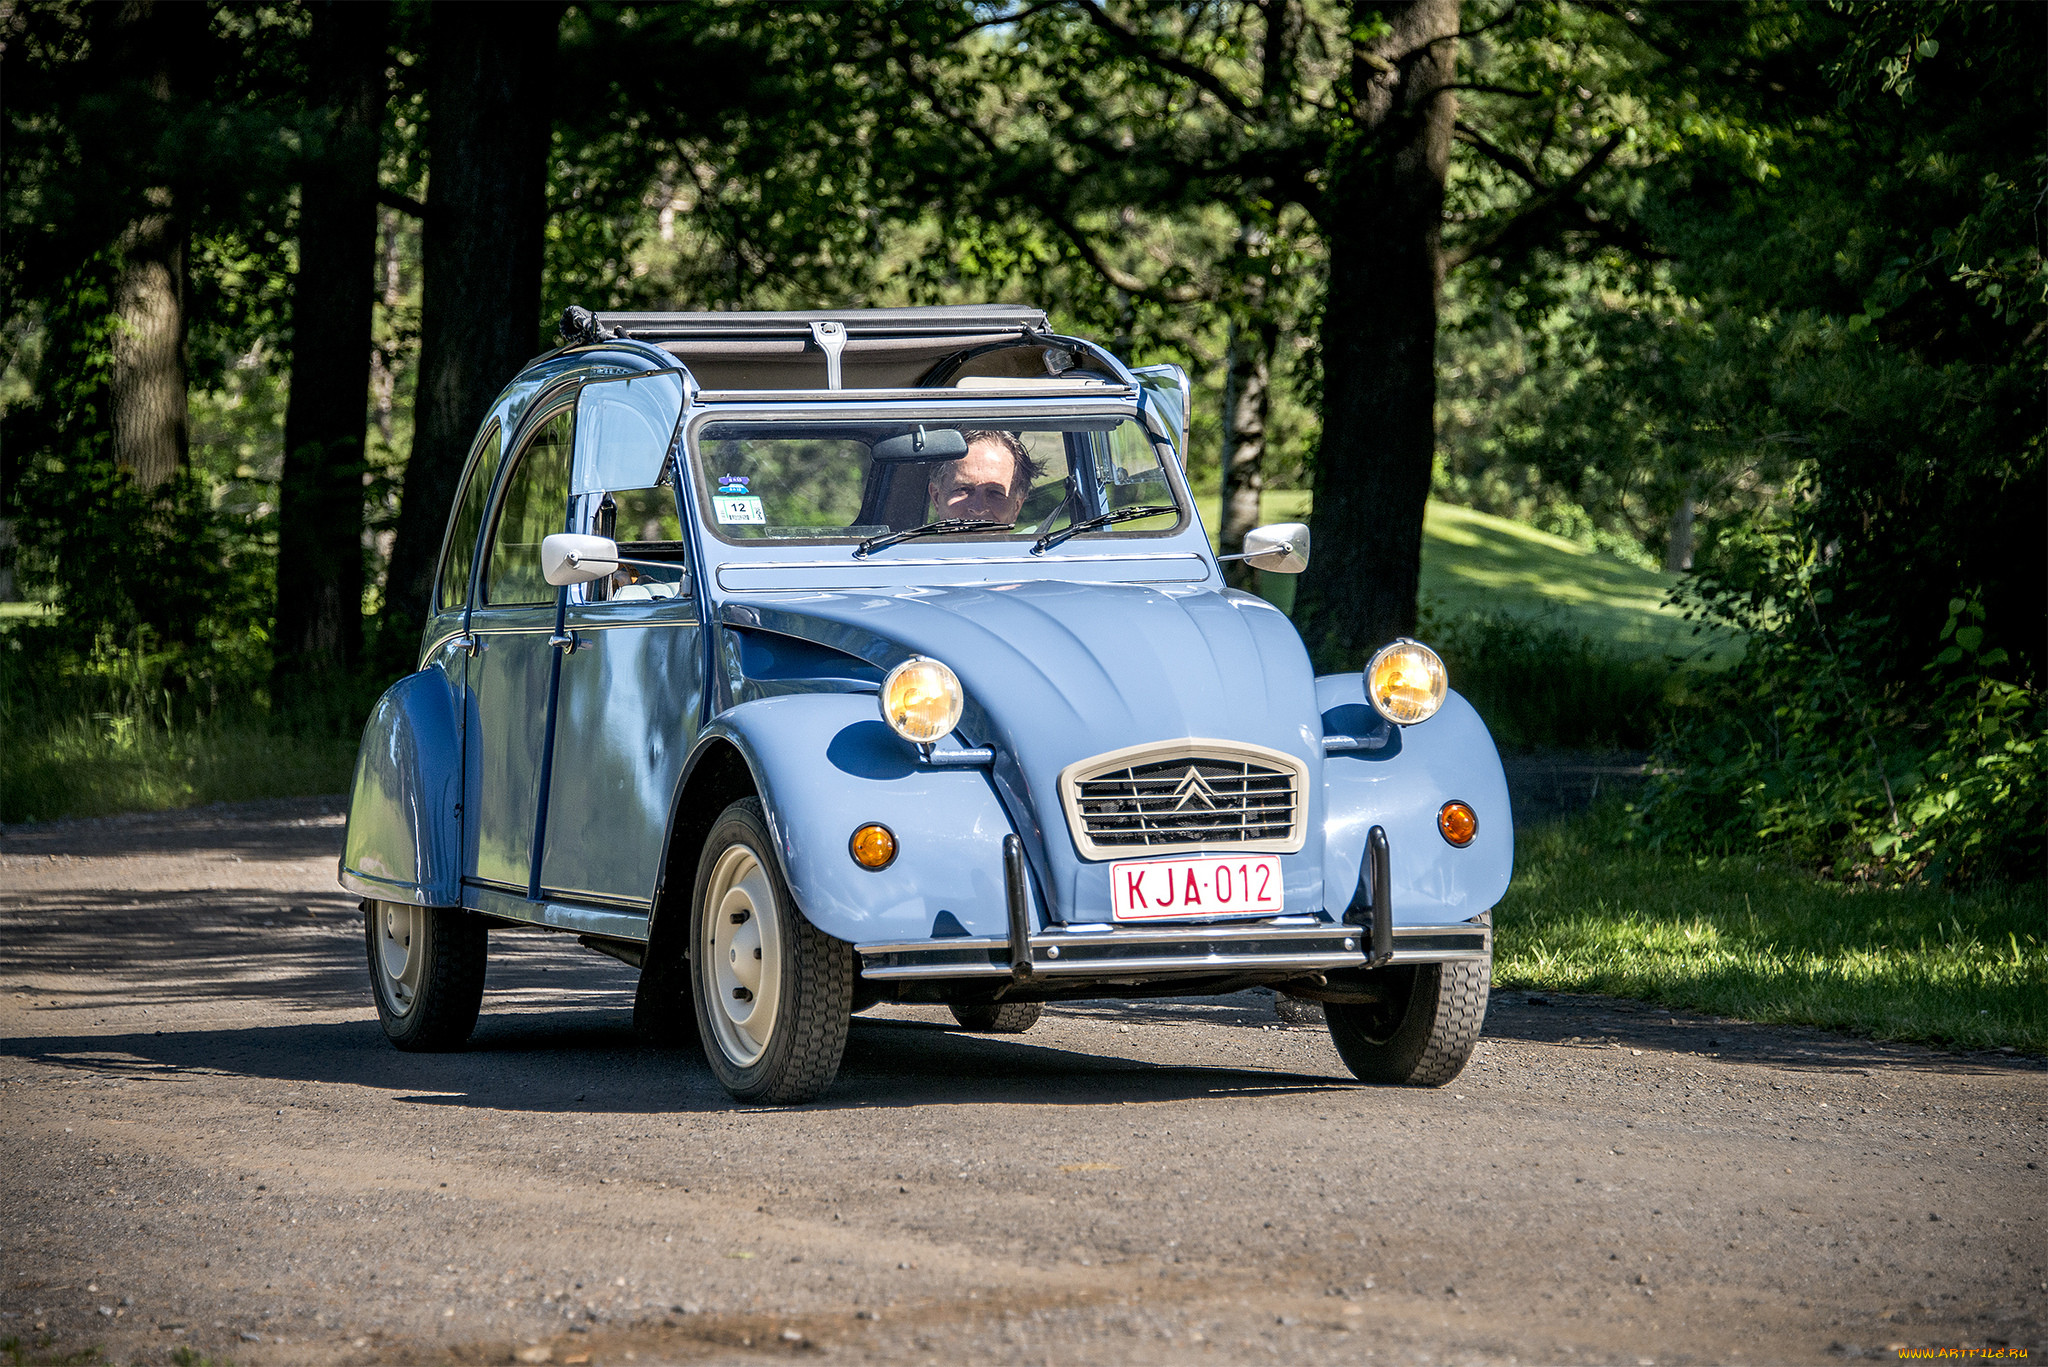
[705,694,1020,944]
[340,670,463,907]
[1318,676,1512,928]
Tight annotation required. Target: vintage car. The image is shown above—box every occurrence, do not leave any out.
[341,304,1511,1104]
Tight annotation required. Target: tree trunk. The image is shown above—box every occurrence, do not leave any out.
[380,1,561,660]
[371,208,404,445]
[1219,317,1276,591]
[108,210,188,491]
[1291,0,1457,666]
[100,1,205,493]
[274,1,390,699]
[1665,479,1696,573]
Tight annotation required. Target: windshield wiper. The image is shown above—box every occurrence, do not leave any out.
[854,518,1015,558]
[1031,505,1180,555]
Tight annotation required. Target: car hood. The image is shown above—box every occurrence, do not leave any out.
[724,580,1319,766]
[721,580,1325,913]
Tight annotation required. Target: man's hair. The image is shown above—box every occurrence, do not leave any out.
[947,430,1044,495]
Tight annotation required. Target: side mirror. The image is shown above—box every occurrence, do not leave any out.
[1218,522,1310,575]
[542,533,621,586]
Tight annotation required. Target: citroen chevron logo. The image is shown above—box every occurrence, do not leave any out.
[1170,767,1221,812]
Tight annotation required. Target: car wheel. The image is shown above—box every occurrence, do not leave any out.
[691,798,854,1104]
[1325,959,1489,1086]
[364,898,487,1051]
[948,1001,1043,1034]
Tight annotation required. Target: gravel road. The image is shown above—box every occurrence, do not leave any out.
[1,798,2042,1366]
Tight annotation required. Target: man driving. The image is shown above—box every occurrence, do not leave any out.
[929,429,1044,525]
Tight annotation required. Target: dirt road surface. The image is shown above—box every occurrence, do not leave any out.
[2,798,2042,1366]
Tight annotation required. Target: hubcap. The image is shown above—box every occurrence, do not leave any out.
[376,901,425,1015]
[702,844,782,1067]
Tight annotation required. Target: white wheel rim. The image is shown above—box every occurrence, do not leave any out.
[376,901,425,1015]
[702,844,782,1068]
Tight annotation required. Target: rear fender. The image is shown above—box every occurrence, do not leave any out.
[702,694,1020,946]
[340,670,463,907]
[1318,676,1512,928]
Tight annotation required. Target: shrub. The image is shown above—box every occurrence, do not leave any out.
[1640,522,2045,888]
[1422,606,1672,751]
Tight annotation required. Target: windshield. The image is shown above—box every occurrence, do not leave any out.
[689,415,1182,549]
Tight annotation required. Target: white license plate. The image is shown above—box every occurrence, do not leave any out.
[1110,854,1284,922]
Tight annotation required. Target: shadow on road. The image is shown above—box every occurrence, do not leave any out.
[0,1005,1355,1115]
[0,796,347,861]
[1482,992,2038,1077]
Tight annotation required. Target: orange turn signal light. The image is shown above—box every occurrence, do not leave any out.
[1438,800,1478,848]
[849,823,897,870]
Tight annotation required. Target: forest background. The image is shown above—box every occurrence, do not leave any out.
[2,0,2042,900]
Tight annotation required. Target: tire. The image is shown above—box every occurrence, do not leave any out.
[364,898,488,1051]
[948,1000,1043,1034]
[690,799,855,1104]
[1325,959,1490,1087]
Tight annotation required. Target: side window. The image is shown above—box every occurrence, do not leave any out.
[588,479,687,602]
[484,407,574,606]
[435,424,503,612]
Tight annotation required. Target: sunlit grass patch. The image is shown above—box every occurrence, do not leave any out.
[1496,815,2048,1053]
[0,714,356,824]
[1200,491,1730,665]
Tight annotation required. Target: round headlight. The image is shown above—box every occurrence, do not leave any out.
[879,656,964,745]
[1366,639,1447,726]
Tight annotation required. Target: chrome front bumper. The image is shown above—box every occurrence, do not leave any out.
[856,914,1491,982]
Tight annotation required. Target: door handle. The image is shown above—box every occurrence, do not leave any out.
[454,633,481,657]
[549,631,578,654]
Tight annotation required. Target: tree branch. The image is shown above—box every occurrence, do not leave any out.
[1041,203,1213,304]
[377,187,427,219]
[1452,119,1548,192]
[1447,5,1525,44]
[1443,127,1668,267]
[1436,81,1545,99]
[1071,0,1257,124]
[944,0,1062,46]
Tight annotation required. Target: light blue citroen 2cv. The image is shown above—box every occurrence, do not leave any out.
[341,304,1511,1104]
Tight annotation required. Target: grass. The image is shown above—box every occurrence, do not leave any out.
[1495,812,2048,1054]
[1,1334,110,1366]
[0,714,357,825]
[1209,489,1737,667]
[1425,610,1668,749]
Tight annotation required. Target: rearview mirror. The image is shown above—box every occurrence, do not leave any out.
[870,426,969,463]
[542,533,622,586]
[1218,522,1310,575]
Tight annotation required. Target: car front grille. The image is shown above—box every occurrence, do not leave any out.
[1066,747,1303,855]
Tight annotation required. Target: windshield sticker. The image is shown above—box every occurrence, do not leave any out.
[714,495,766,525]
[717,474,751,493]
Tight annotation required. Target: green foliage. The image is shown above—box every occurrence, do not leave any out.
[0,1332,106,1366]
[0,709,355,826]
[1456,1,2048,885]
[1644,534,2047,886]
[1498,810,2047,1054]
[1423,608,1670,751]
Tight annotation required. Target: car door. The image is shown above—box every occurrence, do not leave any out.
[538,372,702,909]
[462,400,575,896]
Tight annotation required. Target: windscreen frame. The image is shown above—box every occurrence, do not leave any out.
[682,400,1192,553]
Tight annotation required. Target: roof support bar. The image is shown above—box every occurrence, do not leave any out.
[810,319,847,389]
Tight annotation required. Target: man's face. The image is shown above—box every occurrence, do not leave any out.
[930,439,1025,523]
